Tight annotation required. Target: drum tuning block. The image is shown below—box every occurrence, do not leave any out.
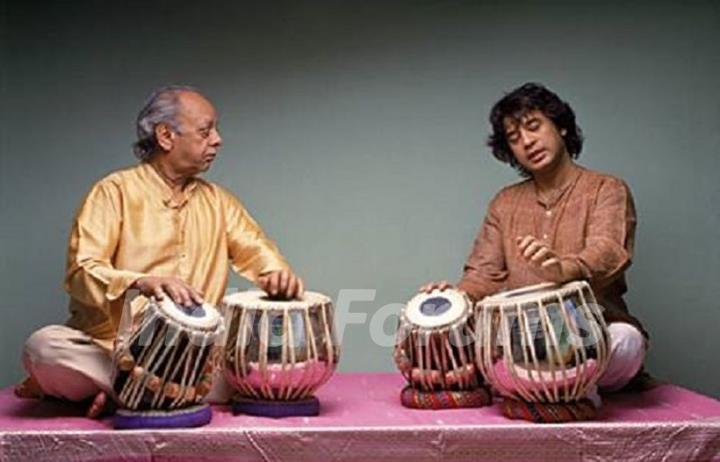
[118,355,135,371]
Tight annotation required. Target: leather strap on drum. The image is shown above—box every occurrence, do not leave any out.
[400,386,491,409]
[501,398,597,423]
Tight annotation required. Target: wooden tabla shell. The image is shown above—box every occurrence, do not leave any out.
[394,289,483,392]
[222,291,340,401]
[111,298,223,411]
[476,281,610,403]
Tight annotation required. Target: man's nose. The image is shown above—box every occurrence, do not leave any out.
[520,130,535,149]
[211,129,223,147]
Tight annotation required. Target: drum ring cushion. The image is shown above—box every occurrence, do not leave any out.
[400,385,492,409]
[501,397,598,423]
[232,396,320,418]
[113,403,212,429]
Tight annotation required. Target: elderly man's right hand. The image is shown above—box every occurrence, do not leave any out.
[132,276,204,307]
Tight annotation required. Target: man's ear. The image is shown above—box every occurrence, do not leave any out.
[155,123,175,152]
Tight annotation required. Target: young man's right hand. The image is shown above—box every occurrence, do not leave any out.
[419,280,454,293]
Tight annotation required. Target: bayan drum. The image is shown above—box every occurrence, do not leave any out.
[111,297,223,429]
[222,291,339,417]
[394,289,490,409]
[476,281,610,422]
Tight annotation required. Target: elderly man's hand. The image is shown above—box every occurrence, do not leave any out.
[257,269,305,300]
[133,276,204,307]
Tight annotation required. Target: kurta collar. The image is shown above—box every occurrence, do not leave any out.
[140,162,198,208]
[533,164,583,209]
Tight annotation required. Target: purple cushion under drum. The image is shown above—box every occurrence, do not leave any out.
[113,404,212,429]
[232,396,320,418]
[400,386,492,409]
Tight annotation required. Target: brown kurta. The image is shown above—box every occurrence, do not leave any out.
[64,162,288,350]
[458,165,647,338]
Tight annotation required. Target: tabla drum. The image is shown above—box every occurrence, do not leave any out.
[476,281,610,422]
[111,297,223,429]
[393,289,490,409]
[222,290,339,417]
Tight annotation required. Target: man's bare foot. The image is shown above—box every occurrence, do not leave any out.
[14,376,44,399]
[86,391,113,419]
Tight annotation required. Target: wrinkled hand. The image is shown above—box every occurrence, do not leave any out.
[419,280,454,293]
[132,276,204,307]
[516,234,566,282]
[257,269,304,300]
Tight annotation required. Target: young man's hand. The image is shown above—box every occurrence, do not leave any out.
[419,280,454,293]
[516,234,581,283]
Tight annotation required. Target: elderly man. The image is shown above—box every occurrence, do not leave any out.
[422,83,649,416]
[17,86,304,417]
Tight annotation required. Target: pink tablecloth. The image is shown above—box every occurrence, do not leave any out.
[0,373,718,461]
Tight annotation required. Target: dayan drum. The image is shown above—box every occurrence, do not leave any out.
[393,289,490,409]
[111,298,223,429]
[476,281,610,422]
[222,291,339,417]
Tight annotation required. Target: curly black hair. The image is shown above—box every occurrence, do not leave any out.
[487,83,584,177]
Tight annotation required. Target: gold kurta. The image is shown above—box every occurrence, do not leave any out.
[64,162,288,350]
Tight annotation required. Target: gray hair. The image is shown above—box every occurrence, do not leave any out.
[132,85,198,160]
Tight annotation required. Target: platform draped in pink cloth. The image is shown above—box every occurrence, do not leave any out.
[0,372,718,461]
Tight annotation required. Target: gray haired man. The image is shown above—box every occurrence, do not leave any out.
[17,87,304,417]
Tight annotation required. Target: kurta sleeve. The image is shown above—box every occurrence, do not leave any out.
[64,181,147,311]
[564,177,636,289]
[221,189,289,283]
[457,192,509,301]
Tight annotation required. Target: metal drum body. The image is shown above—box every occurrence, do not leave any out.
[222,291,339,402]
[476,281,610,403]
